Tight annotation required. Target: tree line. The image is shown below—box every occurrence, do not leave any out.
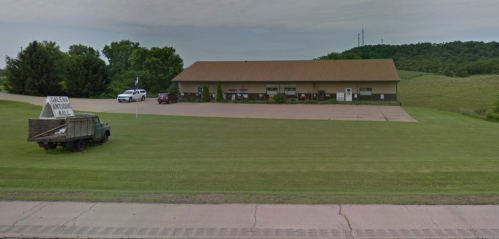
[3,40,183,97]
[316,41,499,77]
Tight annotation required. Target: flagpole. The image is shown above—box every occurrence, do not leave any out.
[136,75,138,119]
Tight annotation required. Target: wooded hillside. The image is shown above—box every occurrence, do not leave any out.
[317,41,499,77]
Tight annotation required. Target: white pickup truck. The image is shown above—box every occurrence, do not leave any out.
[117,89,147,102]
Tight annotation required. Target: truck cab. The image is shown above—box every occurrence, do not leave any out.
[74,113,111,142]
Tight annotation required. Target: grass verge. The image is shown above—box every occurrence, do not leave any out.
[1,100,499,204]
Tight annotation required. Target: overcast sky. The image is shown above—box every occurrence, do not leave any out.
[1,0,498,68]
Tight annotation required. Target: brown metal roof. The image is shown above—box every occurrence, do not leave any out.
[173,59,400,82]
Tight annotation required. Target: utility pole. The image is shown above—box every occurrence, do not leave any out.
[358,34,360,47]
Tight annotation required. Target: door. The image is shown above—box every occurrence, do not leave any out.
[94,117,103,138]
[318,90,325,101]
[345,88,353,101]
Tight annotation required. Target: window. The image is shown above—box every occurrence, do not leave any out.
[284,88,296,95]
[198,87,203,95]
[360,87,372,96]
[267,88,278,95]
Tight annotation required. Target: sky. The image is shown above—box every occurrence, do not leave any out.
[1,0,499,69]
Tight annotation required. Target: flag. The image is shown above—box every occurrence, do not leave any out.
[134,76,139,91]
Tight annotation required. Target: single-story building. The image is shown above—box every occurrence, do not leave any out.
[172,59,400,101]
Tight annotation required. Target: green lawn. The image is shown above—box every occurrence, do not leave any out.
[399,74,499,112]
[1,100,499,204]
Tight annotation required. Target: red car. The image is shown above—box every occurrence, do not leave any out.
[158,93,178,104]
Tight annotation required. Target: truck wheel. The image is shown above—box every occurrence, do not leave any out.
[142,96,145,101]
[158,101,162,104]
[168,100,171,104]
[118,100,122,103]
[74,139,87,152]
[101,132,109,144]
[129,97,132,102]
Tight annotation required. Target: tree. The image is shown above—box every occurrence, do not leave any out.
[202,86,210,102]
[166,82,179,94]
[4,40,67,95]
[66,44,110,97]
[102,40,140,77]
[130,46,184,93]
[216,82,223,102]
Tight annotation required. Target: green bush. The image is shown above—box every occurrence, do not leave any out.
[460,108,486,120]
[273,93,286,104]
[216,82,223,102]
[166,82,179,94]
[493,95,499,113]
[486,112,499,122]
[201,86,210,102]
[179,98,204,103]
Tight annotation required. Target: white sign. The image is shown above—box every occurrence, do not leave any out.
[336,92,345,102]
[40,96,75,118]
[380,94,384,100]
[181,93,184,96]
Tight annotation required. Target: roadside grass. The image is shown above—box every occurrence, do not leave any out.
[397,70,435,79]
[398,74,499,112]
[1,100,499,204]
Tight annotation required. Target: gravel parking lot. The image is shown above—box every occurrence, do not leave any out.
[1,93,417,122]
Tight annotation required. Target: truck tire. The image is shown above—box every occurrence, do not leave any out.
[129,97,132,102]
[101,132,109,144]
[142,96,145,101]
[74,139,87,152]
[118,100,122,103]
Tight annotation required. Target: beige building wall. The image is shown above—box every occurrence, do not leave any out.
[221,83,243,92]
[318,82,357,93]
[179,81,397,94]
[242,83,267,93]
[318,82,397,94]
[357,82,397,94]
[178,82,202,93]
[178,82,219,93]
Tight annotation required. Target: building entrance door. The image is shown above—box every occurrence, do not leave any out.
[318,90,325,101]
[345,88,353,101]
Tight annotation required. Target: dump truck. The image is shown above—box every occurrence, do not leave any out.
[28,113,111,152]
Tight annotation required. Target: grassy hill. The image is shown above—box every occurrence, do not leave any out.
[398,71,499,112]
[1,100,499,204]
[397,70,435,79]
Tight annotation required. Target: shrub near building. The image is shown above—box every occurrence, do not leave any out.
[202,86,210,102]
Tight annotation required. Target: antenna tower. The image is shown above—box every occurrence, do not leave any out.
[358,34,360,47]
[362,24,364,46]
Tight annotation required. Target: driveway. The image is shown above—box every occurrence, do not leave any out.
[0,93,417,122]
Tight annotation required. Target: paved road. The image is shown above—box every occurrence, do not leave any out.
[0,93,417,122]
[1,202,498,239]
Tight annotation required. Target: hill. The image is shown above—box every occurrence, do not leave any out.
[317,41,499,77]
[398,72,499,112]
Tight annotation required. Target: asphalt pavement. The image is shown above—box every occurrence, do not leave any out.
[0,93,417,122]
